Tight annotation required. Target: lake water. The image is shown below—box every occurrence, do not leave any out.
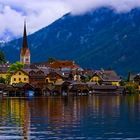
[0,95,140,140]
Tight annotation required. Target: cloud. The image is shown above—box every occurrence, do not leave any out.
[0,0,69,41]
[0,0,140,41]
[66,0,140,14]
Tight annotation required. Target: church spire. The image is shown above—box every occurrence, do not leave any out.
[22,20,28,49]
[20,20,31,65]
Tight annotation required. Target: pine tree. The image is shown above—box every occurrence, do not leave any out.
[0,51,6,64]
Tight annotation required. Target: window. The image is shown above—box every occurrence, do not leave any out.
[24,78,26,81]
[19,72,21,75]
[14,78,16,81]
[19,78,21,81]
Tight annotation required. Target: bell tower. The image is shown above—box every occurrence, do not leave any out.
[20,21,30,65]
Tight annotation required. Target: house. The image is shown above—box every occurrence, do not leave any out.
[91,85,124,94]
[90,72,102,83]
[46,71,65,84]
[0,66,10,80]
[13,83,35,96]
[90,70,121,86]
[25,69,47,88]
[31,62,49,69]
[69,81,89,95]
[48,60,80,70]
[74,74,81,81]
[10,69,29,85]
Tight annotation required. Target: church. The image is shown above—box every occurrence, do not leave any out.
[20,21,30,65]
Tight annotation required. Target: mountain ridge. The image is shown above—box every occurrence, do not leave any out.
[1,7,140,76]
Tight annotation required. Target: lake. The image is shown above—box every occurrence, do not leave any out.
[0,95,140,139]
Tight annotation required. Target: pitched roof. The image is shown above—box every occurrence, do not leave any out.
[31,62,49,68]
[0,67,9,73]
[48,60,80,69]
[13,83,34,89]
[93,85,118,90]
[12,69,29,76]
[93,70,121,82]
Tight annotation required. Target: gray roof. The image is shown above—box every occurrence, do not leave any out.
[0,66,9,73]
[94,70,121,82]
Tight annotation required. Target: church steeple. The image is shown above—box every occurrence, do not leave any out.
[23,20,28,49]
[20,20,30,65]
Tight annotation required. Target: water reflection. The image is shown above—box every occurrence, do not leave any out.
[0,95,140,139]
[0,98,30,139]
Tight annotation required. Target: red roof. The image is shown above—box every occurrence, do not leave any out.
[48,60,80,69]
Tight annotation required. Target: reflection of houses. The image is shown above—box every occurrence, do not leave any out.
[90,70,121,86]
[10,99,30,139]
[0,99,30,139]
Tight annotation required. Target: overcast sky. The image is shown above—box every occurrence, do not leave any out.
[0,0,140,41]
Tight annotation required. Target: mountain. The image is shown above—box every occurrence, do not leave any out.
[1,7,140,76]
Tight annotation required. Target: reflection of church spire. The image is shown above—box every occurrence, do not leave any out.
[20,20,31,65]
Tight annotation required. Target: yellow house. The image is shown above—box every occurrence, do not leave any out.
[1,72,7,79]
[0,67,9,79]
[10,69,29,85]
[90,73,102,83]
[111,81,120,86]
[138,86,140,91]
[90,71,120,86]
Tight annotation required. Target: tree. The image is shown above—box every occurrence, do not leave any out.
[6,62,24,84]
[106,65,112,70]
[48,57,56,63]
[0,77,5,84]
[0,51,6,64]
[8,62,24,72]
[125,82,138,94]
[127,71,131,82]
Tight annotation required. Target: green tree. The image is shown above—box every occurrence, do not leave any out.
[48,57,56,63]
[0,77,5,84]
[6,62,24,84]
[125,82,138,94]
[106,65,112,70]
[0,51,6,64]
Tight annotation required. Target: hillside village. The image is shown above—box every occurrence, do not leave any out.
[0,22,140,96]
